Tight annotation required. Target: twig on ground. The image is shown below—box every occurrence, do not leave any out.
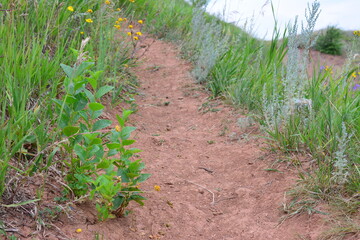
[198,167,214,173]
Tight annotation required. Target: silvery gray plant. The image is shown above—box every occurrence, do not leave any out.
[189,6,229,83]
[332,123,351,185]
[263,0,320,130]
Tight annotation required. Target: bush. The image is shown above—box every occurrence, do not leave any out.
[315,26,343,55]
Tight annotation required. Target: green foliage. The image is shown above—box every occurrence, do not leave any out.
[55,46,149,220]
[315,26,343,55]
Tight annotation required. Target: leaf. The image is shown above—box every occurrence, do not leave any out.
[91,110,103,119]
[112,196,125,210]
[74,93,88,111]
[74,144,86,162]
[89,102,104,111]
[63,126,80,137]
[74,61,94,78]
[95,86,114,99]
[84,89,95,102]
[87,70,104,90]
[129,160,141,172]
[122,110,133,122]
[90,138,102,145]
[120,126,136,140]
[127,148,142,154]
[136,173,151,183]
[117,169,130,182]
[122,140,136,146]
[129,195,146,206]
[93,119,112,131]
[60,63,74,79]
[116,114,125,127]
[126,173,139,178]
[97,159,112,169]
[107,143,121,149]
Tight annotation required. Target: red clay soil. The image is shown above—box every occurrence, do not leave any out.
[54,39,341,240]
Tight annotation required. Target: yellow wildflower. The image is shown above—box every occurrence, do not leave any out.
[128,25,133,29]
[129,0,135,2]
[87,9,93,13]
[118,18,124,22]
[105,0,111,5]
[352,72,357,78]
[67,6,74,12]
[154,185,161,191]
[80,31,84,35]
[115,21,120,24]
[75,228,82,233]
[114,25,121,29]
[127,32,132,36]
[136,32,142,36]
[116,8,121,11]
[124,18,127,21]
[124,64,129,68]
[85,18,93,23]
[133,36,139,40]
[138,20,143,24]
[115,125,121,132]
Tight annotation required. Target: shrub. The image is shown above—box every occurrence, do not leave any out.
[315,26,343,55]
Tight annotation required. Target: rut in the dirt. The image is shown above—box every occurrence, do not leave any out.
[61,39,326,240]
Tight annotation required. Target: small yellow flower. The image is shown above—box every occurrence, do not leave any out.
[75,228,82,233]
[67,6,74,12]
[115,125,121,132]
[80,31,84,35]
[353,30,360,36]
[352,72,357,78]
[123,18,127,21]
[154,185,161,191]
[114,25,121,29]
[138,20,143,24]
[129,0,135,2]
[105,0,111,5]
[116,8,121,11]
[85,18,93,23]
[127,32,132,36]
[133,36,139,40]
[124,64,129,68]
[136,32,142,36]
[118,18,124,22]
[87,9,93,13]
[128,25,133,29]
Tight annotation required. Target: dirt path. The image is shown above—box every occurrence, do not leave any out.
[61,39,328,240]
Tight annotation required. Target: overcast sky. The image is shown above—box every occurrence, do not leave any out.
[206,0,360,40]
